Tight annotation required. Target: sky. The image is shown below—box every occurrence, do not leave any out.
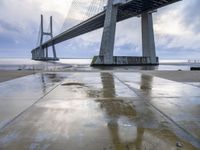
[0,0,200,60]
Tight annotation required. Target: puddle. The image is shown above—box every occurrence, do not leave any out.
[62,82,85,86]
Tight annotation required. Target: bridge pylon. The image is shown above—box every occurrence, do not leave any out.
[91,0,159,66]
[31,15,59,61]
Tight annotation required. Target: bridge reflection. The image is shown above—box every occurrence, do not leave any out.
[94,72,194,149]
[0,72,197,149]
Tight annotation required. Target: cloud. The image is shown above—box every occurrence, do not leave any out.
[0,0,199,59]
[59,0,200,59]
[181,0,200,33]
[153,0,200,55]
[0,0,70,57]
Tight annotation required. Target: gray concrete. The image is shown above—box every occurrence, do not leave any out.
[99,0,118,64]
[50,16,57,59]
[40,15,44,59]
[0,72,199,149]
[0,73,67,129]
[141,13,158,64]
[91,6,160,66]
[91,56,159,66]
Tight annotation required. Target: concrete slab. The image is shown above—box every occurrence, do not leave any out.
[115,73,200,97]
[115,72,200,148]
[0,73,68,129]
[0,72,199,149]
[91,56,159,66]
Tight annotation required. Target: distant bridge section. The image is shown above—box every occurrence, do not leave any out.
[32,0,181,65]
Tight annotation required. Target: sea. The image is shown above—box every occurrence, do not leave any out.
[0,58,199,71]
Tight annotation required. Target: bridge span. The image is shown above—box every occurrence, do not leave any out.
[31,0,181,65]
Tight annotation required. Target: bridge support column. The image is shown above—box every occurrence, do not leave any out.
[50,16,57,60]
[91,1,159,66]
[32,15,59,61]
[91,0,118,65]
[141,12,158,65]
[45,47,48,59]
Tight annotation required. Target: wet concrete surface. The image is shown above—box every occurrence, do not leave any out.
[0,72,199,149]
[0,73,68,129]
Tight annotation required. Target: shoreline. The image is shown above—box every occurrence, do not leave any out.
[0,69,200,83]
[0,70,37,83]
[139,70,200,82]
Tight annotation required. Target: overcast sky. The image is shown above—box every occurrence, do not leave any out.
[0,0,200,60]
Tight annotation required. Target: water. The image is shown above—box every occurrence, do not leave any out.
[0,58,74,71]
[0,58,199,71]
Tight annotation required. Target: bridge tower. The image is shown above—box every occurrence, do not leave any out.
[91,0,159,66]
[141,12,157,64]
[32,15,59,61]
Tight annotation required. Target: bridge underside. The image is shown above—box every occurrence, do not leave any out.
[32,0,180,65]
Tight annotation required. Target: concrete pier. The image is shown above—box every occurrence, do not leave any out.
[91,2,159,66]
[98,0,118,64]
[91,56,159,66]
[142,12,158,65]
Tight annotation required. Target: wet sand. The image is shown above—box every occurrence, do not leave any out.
[139,70,200,82]
[0,70,36,83]
[1,69,200,83]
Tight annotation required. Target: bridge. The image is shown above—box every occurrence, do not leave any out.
[31,0,181,66]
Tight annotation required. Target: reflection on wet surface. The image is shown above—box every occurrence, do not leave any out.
[0,73,67,129]
[0,72,199,149]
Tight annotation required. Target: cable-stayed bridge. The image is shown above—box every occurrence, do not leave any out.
[32,0,180,66]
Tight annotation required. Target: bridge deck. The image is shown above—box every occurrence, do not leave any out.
[32,0,180,52]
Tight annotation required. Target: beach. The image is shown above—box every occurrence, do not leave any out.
[0,59,200,149]
[1,70,200,83]
[0,70,37,83]
[140,70,200,82]
[0,59,200,83]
